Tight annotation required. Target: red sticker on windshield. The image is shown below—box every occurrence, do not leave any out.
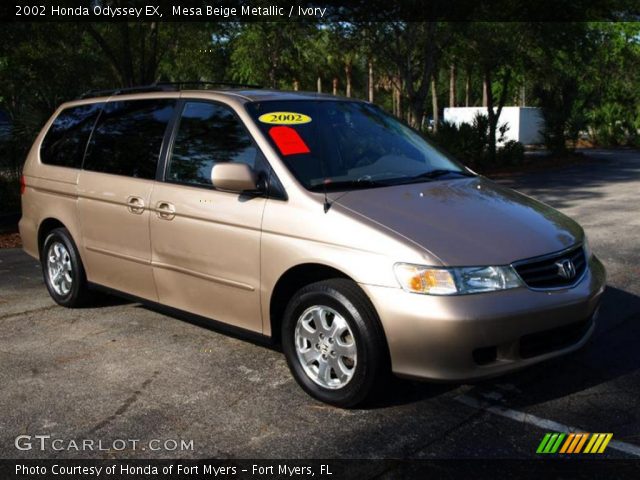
[268,126,310,156]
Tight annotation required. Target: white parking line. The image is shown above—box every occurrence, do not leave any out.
[456,394,640,458]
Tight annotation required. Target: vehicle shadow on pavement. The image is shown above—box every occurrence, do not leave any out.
[364,377,456,409]
[462,285,640,409]
[362,285,640,410]
[83,291,132,308]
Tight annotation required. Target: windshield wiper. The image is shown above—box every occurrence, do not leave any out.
[396,169,475,184]
[309,178,390,192]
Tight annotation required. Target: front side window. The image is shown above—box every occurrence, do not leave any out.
[41,103,103,168]
[246,100,471,191]
[167,101,259,187]
[84,99,176,179]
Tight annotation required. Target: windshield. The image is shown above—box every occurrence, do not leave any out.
[246,100,471,191]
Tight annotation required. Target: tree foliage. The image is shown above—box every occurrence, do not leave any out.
[1,19,640,192]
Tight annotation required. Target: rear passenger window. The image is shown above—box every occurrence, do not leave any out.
[84,99,175,179]
[40,103,102,168]
[167,102,258,187]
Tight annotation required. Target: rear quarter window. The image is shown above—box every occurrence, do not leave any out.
[40,103,103,168]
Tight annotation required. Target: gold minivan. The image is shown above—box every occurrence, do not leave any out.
[19,85,606,406]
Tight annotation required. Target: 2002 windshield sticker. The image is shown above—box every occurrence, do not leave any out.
[259,112,312,125]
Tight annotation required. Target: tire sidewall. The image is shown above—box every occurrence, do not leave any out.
[41,229,83,307]
[282,284,378,407]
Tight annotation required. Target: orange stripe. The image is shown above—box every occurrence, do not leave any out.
[567,434,583,453]
[574,433,590,453]
[560,433,575,453]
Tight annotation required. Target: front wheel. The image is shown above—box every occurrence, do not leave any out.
[281,279,388,407]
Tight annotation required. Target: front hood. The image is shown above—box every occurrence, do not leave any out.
[333,177,583,266]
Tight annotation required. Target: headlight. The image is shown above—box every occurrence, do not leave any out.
[394,263,523,295]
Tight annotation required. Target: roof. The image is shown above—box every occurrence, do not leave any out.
[60,87,363,112]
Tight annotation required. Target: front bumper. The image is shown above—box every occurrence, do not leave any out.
[361,255,606,381]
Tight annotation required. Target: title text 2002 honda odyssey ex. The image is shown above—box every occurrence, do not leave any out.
[19,85,606,407]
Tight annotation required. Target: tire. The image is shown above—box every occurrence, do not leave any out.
[41,227,92,308]
[281,278,388,407]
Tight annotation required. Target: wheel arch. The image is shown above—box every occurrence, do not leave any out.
[269,263,351,343]
[37,218,68,257]
[268,263,389,359]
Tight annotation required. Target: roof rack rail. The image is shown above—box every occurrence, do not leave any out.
[156,81,263,90]
[77,81,263,100]
[77,84,175,99]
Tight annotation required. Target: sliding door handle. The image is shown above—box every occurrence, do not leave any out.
[126,196,145,214]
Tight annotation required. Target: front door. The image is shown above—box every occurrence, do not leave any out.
[150,100,267,332]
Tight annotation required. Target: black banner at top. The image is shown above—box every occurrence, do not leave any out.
[2,0,640,22]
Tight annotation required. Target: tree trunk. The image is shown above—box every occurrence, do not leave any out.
[393,75,402,118]
[449,63,456,107]
[484,69,512,163]
[269,67,277,89]
[482,77,488,107]
[345,61,352,97]
[332,77,338,96]
[317,76,322,93]
[431,73,439,133]
[293,79,300,91]
[465,69,470,106]
[484,71,496,162]
[520,84,526,107]
[368,59,374,102]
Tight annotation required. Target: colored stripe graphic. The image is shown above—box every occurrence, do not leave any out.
[559,433,575,453]
[538,433,613,454]
[597,434,613,453]
[568,433,587,453]
[537,433,565,453]
[550,433,565,453]
[584,433,600,453]
[574,433,589,453]
[536,433,552,453]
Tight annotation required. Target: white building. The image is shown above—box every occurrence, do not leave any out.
[443,106,544,145]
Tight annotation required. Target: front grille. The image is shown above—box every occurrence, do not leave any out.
[513,245,587,289]
[519,317,593,359]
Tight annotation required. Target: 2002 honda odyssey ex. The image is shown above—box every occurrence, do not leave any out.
[19,85,606,407]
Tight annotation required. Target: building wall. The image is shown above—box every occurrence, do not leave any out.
[443,107,544,145]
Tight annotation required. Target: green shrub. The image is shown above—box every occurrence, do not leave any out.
[427,113,523,169]
[496,140,525,166]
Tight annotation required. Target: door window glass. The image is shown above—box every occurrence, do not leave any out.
[84,99,176,179]
[167,102,258,187]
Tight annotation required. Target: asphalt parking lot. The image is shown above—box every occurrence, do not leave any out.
[1,149,639,461]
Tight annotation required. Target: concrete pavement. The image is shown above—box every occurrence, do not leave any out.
[1,149,639,460]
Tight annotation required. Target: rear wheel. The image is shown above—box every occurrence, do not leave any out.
[41,227,91,307]
[282,279,387,407]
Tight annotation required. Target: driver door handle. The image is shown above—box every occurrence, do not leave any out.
[156,201,176,220]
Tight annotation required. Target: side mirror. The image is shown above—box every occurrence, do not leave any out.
[211,163,259,193]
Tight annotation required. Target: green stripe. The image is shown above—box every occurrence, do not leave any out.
[550,433,566,453]
[543,433,559,453]
[537,433,552,453]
